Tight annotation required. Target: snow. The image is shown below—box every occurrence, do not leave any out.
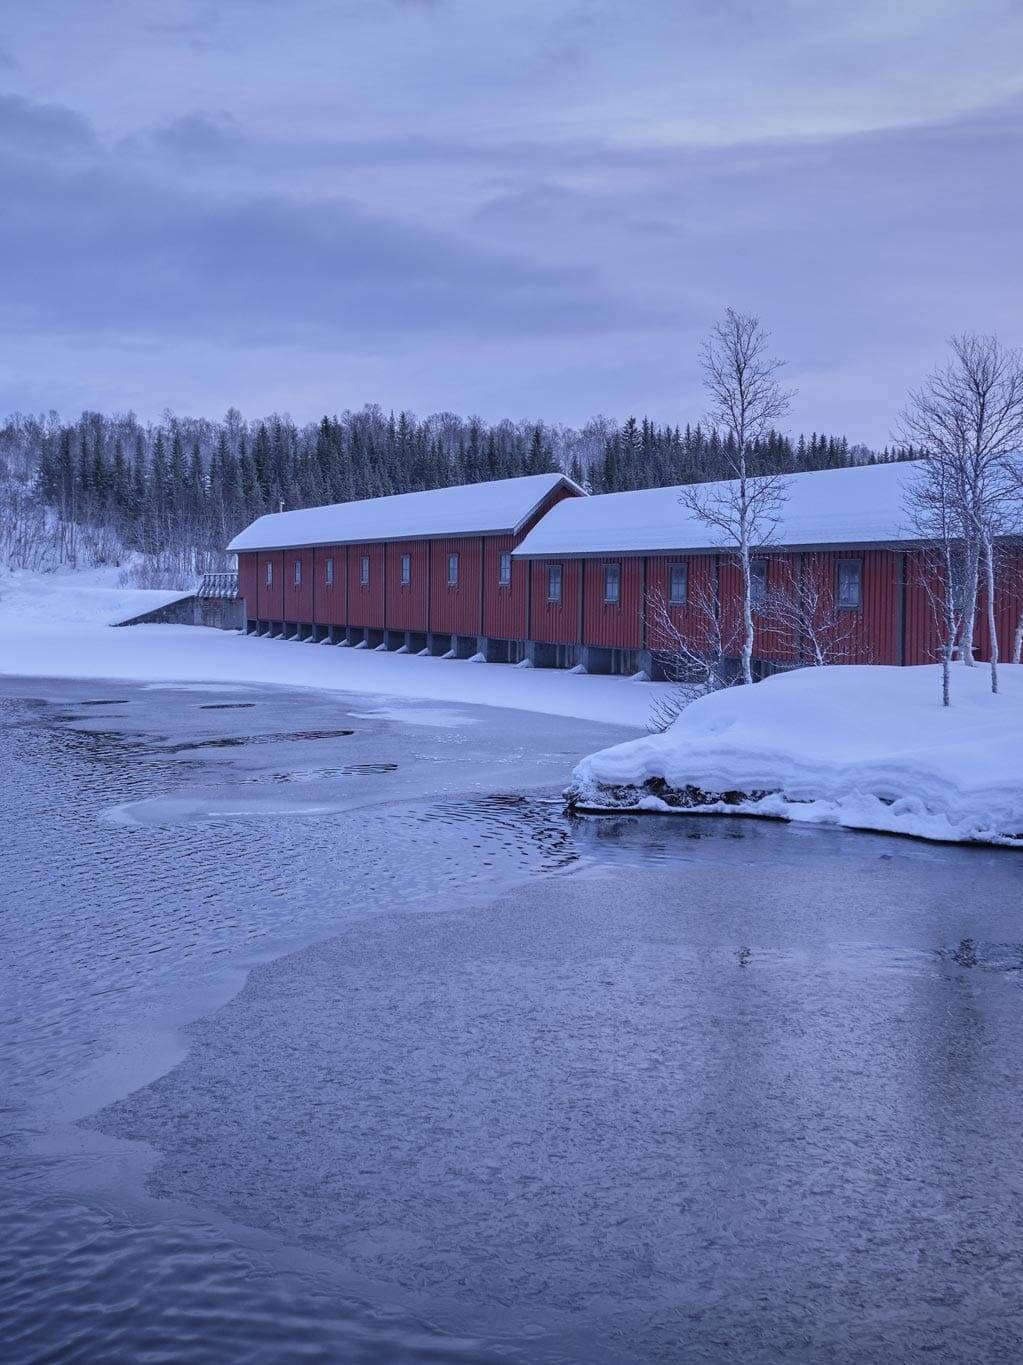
[228,473,583,551]
[569,663,1023,846]
[0,570,666,728]
[515,460,918,557]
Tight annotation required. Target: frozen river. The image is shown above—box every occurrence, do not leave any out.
[2,677,1022,1364]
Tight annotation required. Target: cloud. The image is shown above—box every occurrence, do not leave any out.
[0,93,98,157]
[0,96,652,354]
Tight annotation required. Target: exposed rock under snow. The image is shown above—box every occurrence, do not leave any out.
[568,664,1023,847]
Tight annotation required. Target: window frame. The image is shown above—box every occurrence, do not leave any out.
[668,561,688,606]
[359,554,370,587]
[324,556,333,587]
[602,561,621,605]
[498,550,512,588]
[265,560,273,588]
[400,553,411,588]
[835,557,863,611]
[293,558,302,587]
[546,561,563,604]
[447,552,459,588]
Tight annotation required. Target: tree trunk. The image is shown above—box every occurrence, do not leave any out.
[983,535,999,694]
[959,539,980,665]
[1013,610,1023,665]
[739,550,754,685]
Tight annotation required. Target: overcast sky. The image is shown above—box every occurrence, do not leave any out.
[1,0,1021,443]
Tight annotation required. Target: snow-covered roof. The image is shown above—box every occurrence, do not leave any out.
[515,461,921,557]
[228,473,583,551]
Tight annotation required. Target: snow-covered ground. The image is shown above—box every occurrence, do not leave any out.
[569,664,1023,847]
[0,569,668,727]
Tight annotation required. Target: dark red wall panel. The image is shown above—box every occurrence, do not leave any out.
[256,551,284,620]
[482,533,527,640]
[347,543,385,628]
[384,540,430,632]
[645,555,718,654]
[529,558,582,644]
[312,545,347,626]
[581,557,643,649]
[281,547,315,623]
[429,537,484,636]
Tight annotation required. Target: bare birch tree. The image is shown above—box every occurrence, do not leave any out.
[759,556,866,666]
[683,309,794,684]
[904,462,970,708]
[898,333,1023,693]
[645,581,740,730]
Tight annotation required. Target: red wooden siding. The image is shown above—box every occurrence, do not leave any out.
[385,540,430,631]
[429,537,484,636]
[313,546,347,626]
[237,552,258,620]
[347,543,385,628]
[581,557,643,648]
[529,558,582,644]
[645,555,718,654]
[281,547,315,623]
[482,534,528,640]
[256,551,284,620]
[904,547,1023,666]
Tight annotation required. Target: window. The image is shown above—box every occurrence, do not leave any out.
[400,553,411,587]
[836,558,862,610]
[447,552,459,587]
[668,562,687,606]
[325,557,333,587]
[547,562,562,603]
[265,560,273,588]
[293,558,302,586]
[603,562,620,604]
[498,551,512,587]
[360,555,370,587]
[751,558,768,609]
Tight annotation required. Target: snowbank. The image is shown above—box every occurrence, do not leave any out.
[0,570,665,728]
[568,664,1023,847]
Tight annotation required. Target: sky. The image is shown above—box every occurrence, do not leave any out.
[0,0,1021,445]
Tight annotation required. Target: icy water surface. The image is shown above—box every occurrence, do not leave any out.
[2,678,1023,1364]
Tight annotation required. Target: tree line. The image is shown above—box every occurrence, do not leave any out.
[0,403,899,587]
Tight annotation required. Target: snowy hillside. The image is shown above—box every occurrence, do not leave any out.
[568,664,1023,847]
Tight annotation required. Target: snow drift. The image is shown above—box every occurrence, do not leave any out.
[568,664,1023,847]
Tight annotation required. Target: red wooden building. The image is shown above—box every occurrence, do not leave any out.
[231,473,584,661]
[231,463,1023,676]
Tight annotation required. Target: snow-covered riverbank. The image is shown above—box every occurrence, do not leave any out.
[0,569,668,727]
[568,664,1023,847]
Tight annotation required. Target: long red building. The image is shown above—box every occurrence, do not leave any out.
[229,464,1023,676]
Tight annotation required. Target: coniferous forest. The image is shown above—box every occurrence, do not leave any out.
[0,405,910,587]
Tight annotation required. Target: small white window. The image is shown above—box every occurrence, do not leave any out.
[325,557,334,587]
[265,560,273,588]
[547,562,562,603]
[293,558,302,586]
[400,553,411,587]
[360,555,370,587]
[447,552,459,587]
[603,562,620,604]
[836,559,862,610]
[498,551,512,587]
[668,562,687,605]
[751,558,768,609]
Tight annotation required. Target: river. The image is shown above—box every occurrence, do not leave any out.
[2,677,1022,1363]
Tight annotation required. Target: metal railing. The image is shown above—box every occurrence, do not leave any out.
[197,571,240,600]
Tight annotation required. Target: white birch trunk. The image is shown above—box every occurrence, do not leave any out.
[983,535,999,694]
[959,539,980,665]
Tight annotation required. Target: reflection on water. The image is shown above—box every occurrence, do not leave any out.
[2,684,1023,1365]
